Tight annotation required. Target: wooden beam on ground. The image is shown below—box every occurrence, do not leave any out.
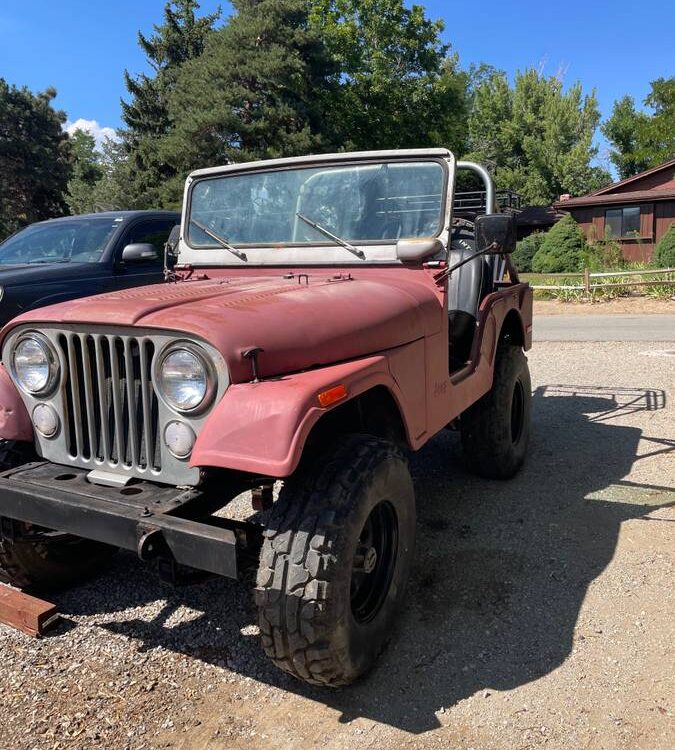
[0,583,60,637]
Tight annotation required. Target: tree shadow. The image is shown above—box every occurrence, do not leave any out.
[56,384,674,734]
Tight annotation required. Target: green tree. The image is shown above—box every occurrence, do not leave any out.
[65,129,105,214]
[119,0,221,207]
[89,137,134,210]
[309,0,468,152]
[466,68,610,204]
[652,223,675,268]
[601,96,651,179]
[532,214,588,273]
[603,77,675,179]
[0,79,71,239]
[512,232,545,273]
[162,0,333,204]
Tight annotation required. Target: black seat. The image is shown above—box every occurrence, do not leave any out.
[447,225,491,371]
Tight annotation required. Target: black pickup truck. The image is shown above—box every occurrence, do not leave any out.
[0,210,180,325]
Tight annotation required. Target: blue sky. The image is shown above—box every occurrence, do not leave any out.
[1,0,673,165]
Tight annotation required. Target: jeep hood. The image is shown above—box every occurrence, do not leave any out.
[2,273,441,382]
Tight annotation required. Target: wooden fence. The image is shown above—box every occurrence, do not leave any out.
[529,267,675,292]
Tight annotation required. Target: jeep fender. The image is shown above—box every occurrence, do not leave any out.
[191,354,415,477]
[0,364,32,442]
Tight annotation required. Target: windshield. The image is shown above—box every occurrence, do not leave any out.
[0,218,121,265]
[188,160,445,248]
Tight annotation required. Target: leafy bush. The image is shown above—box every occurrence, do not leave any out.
[532,214,588,273]
[652,223,675,268]
[512,232,545,273]
[583,227,624,271]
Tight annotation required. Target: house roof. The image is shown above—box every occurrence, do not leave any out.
[516,205,565,227]
[590,157,675,196]
[553,157,675,210]
[553,188,675,210]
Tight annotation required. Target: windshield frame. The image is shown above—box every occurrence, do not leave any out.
[181,153,454,266]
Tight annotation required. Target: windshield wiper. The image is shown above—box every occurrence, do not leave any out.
[190,218,247,261]
[296,213,365,259]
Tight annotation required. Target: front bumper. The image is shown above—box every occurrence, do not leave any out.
[0,463,243,579]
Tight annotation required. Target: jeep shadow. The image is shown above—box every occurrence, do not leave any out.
[54,383,673,733]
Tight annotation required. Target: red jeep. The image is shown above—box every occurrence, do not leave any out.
[0,149,532,686]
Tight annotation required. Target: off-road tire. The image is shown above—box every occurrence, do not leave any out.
[460,343,531,479]
[0,440,116,591]
[0,439,31,470]
[255,435,416,687]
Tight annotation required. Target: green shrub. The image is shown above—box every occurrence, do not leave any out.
[513,232,545,273]
[652,223,675,268]
[583,227,624,271]
[532,214,588,273]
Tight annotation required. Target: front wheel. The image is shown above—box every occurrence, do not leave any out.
[255,435,416,686]
[0,440,117,591]
[460,343,532,479]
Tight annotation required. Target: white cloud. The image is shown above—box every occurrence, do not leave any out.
[65,118,118,150]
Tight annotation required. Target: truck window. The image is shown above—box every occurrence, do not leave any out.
[123,219,178,257]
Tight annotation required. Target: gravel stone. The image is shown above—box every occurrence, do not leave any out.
[0,340,672,749]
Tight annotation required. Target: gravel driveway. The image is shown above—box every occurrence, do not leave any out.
[1,340,673,750]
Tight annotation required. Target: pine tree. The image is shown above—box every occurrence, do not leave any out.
[119,0,221,208]
[161,0,333,204]
[65,129,105,214]
[0,80,71,239]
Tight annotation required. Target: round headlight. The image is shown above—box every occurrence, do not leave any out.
[158,347,210,412]
[13,335,58,395]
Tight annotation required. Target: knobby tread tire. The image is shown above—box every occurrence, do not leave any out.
[460,343,532,479]
[255,434,415,687]
[0,440,116,591]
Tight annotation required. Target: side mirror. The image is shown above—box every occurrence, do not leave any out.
[165,224,180,262]
[475,214,516,254]
[396,237,443,262]
[122,243,159,263]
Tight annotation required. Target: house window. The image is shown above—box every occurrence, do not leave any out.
[605,206,641,237]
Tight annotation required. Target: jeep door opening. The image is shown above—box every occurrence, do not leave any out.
[0,149,532,686]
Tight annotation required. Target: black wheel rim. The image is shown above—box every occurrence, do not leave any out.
[351,500,399,624]
[511,379,525,444]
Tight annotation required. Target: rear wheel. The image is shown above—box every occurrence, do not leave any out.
[0,441,116,591]
[460,343,532,479]
[255,435,416,686]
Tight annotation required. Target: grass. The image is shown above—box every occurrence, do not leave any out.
[521,267,675,302]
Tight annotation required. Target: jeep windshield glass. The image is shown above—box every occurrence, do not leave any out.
[188,161,445,248]
[0,218,120,266]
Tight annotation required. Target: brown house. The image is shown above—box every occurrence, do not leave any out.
[553,158,675,263]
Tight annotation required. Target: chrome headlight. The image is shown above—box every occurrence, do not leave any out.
[157,345,214,413]
[12,334,59,395]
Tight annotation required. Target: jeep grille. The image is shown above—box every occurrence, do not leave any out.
[58,333,160,471]
[2,325,228,487]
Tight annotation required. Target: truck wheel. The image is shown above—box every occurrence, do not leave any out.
[460,343,531,479]
[0,525,117,591]
[0,440,116,591]
[255,435,416,686]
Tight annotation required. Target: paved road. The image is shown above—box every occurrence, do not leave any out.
[534,314,675,341]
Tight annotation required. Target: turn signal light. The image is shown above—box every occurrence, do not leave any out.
[317,384,348,408]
